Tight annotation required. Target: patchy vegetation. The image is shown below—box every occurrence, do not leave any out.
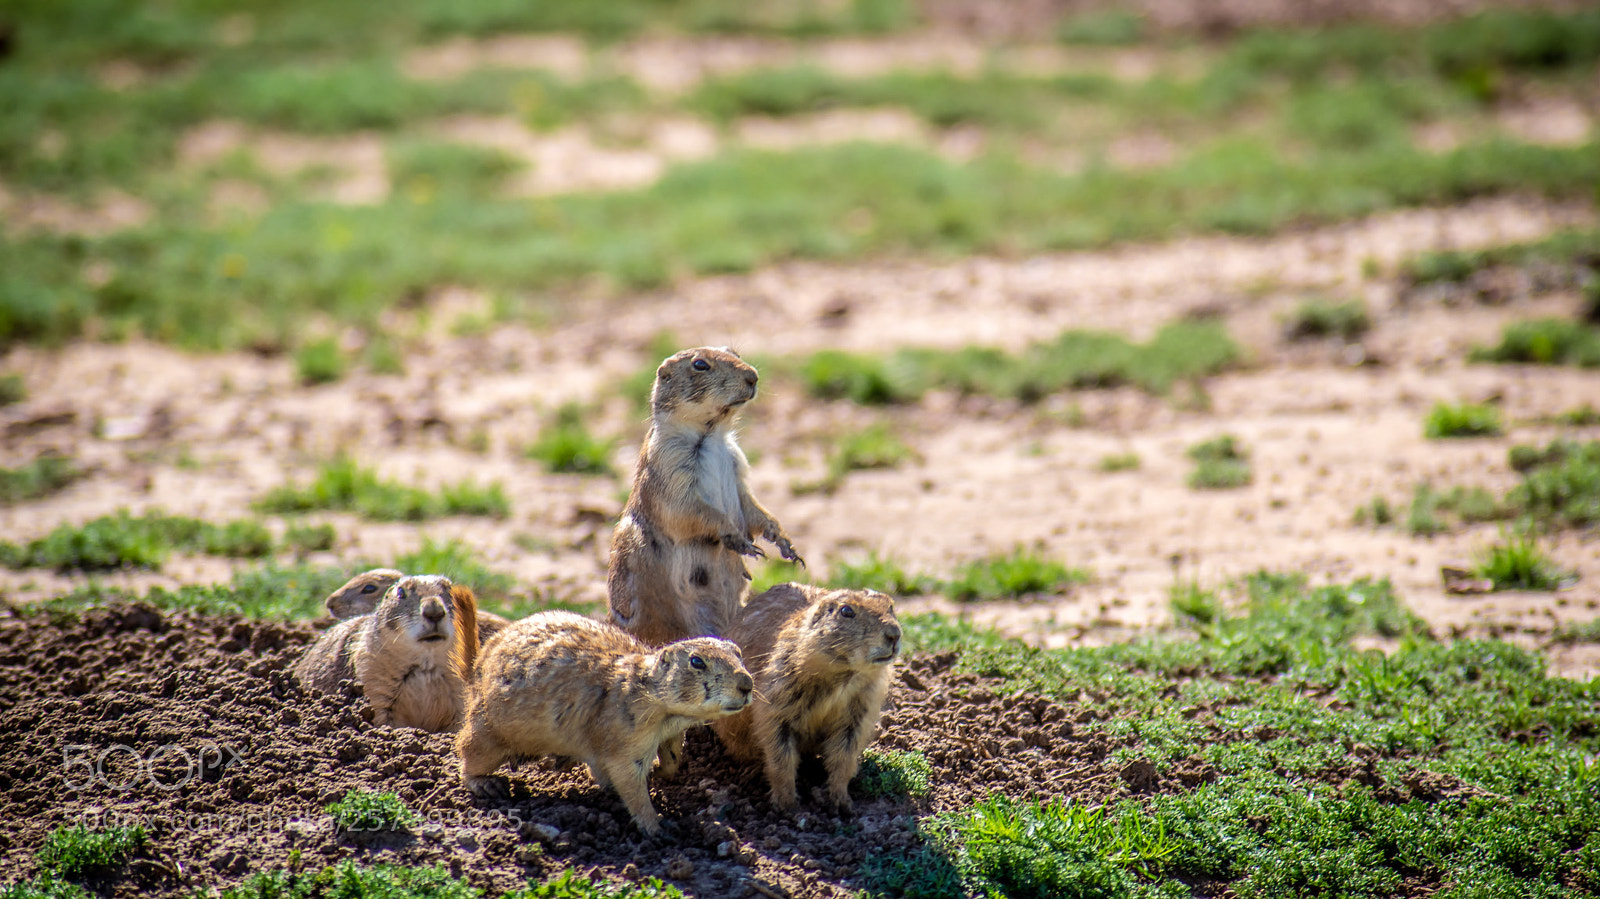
[0,511,274,572]
[945,547,1089,601]
[1474,533,1571,591]
[1471,318,1600,368]
[799,321,1240,406]
[854,749,935,801]
[0,456,81,505]
[325,790,417,833]
[1282,297,1370,342]
[1423,401,1503,439]
[1186,435,1252,489]
[525,403,616,476]
[34,826,146,881]
[256,456,510,520]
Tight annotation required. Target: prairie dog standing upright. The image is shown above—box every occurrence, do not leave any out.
[714,583,900,812]
[455,611,753,834]
[608,346,803,646]
[324,568,512,643]
[293,575,479,733]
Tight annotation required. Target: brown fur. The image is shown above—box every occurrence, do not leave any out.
[607,346,802,646]
[714,583,900,812]
[292,575,480,733]
[324,568,511,644]
[455,611,753,834]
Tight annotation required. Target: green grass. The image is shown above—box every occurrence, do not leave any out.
[1554,404,1600,426]
[1282,298,1370,342]
[1187,434,1252,489]
[0,511,274,572]
[750,559,809,595]
[1098,452,1141,473]
[864,571,1598,898]
[945,548,1089,601]
[394,537,516,606]
[797,321,1240,406]
[0,874,91,899]
[1169,580,1223,629]
[34,563,361,620]
[1474,534,1571,591]
[827,552,932,595]
[294,338,347,386]
[214,863,689,899]
[0,374,25,406]
[0,456,81,505]
[800,422,919,493]
[854,749,934,800]
[1406,483,1449,536]
[1470,318,1600,368]
[35,826,146,880]
[388,139,525,199]
[1505,439,1600,528]
[326,790,417,832]
[1352,495,1394,527]
[7,133,1599,351]
[256,456,510,520]
[1057,10,1146,46]
[1423,401,1503,439]
[284,522,337,555]
[525,404,615,476]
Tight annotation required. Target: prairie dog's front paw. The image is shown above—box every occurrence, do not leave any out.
[770,534,804,566]
[722,533,765,558]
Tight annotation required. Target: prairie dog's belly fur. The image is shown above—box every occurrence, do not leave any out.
[606,346,802,646]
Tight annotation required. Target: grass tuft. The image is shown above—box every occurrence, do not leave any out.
[0,456,81,505]
[1469,318,1600,367]
[854,749,934,800]
[36,825,146,879]
[1283,298,1370,342]
[1187,435,1252,489]
[1098,452,1141,472]
[1352,495,1394,527]
[827,552,932,595]
[526,404,615,476]
[325,790,416,832]
[1474,534,1570,591]
[284,522,337,556]
[0,511,274,572]
[1423,401,1502,439]
[1504,439,1600,528]
[0,374,25,406]
[945,548,1089,601]
[256,456,510,520]
[294,338,347,386]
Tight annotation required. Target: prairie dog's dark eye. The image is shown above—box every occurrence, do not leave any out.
[839,605,856,618]
[690,655,707,670]
[692,358,710,372]
[360,584,378,594]
[394,587,405,601]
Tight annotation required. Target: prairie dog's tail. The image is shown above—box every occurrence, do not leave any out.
[450,585,480,682]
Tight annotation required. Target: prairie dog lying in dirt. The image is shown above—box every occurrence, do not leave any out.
[714,583,900,812]
[455,610,753,835]
[608,346,803,646]
[293,575,479,733]
[324,568,511,643]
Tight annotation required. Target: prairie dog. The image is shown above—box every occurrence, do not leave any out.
[293,575,479,733]
[455,610,753,835]
[714,583,900,812]
[608,346,802,646]
[324,568,511,643]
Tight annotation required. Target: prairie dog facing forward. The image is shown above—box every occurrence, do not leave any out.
[714,583,900,812]
[608,346,802,646]
[455,611,753,835]
[293,575,479,733]
[325,568,512,643]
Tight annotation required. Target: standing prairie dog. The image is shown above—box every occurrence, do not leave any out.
[293,575,479,733]
[325,568,512,644]
[608,346,803,646]
[713,583,900,812]
[455,611,753,835]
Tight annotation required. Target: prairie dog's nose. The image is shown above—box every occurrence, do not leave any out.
[421,599,447,623]
[883,626,901,653]
[744,369,758,388]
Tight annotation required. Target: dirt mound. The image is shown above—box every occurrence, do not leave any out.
[0,603,1164,898]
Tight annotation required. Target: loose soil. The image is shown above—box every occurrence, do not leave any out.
[0,602,1459,898]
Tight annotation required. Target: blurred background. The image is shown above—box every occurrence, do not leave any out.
[1,0,1597,673]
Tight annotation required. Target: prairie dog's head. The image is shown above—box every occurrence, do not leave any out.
[653,637,755,720]
[800,589,901,669]
[326,568,403,619]
[375,575,460,647]
[651,347,758,428]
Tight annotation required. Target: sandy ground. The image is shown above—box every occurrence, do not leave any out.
[3,194,1597,678]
